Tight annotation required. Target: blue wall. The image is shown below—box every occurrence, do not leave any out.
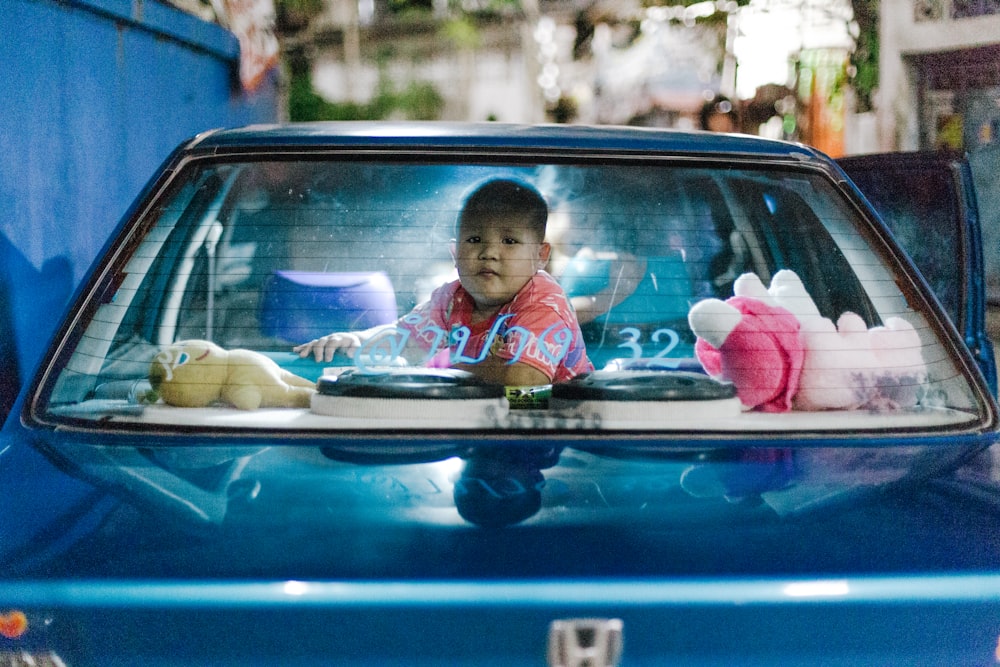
[0,0,280,419]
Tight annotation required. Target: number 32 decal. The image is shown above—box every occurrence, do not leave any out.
[616,327,680,366]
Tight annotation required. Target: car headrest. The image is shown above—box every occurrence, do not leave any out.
[259,270,398,343]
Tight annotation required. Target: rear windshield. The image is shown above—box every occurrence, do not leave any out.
[35,156,984,434]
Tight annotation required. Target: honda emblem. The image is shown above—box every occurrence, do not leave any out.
[547,618,623,667]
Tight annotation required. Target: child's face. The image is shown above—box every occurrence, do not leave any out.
[454,212,551,313]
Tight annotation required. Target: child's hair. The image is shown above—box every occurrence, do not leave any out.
[458,178,548,240]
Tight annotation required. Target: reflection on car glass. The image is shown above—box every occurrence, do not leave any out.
[294,178,594,387]
[39,159,982,432]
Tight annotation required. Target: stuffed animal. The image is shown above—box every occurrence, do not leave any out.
[149,339,315,410]
[687,273,805,412]
[688,270,928,412]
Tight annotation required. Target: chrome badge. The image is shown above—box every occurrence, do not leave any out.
[547,618,623,667]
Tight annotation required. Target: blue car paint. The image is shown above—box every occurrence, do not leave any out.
[3,123,1000,666]
[4,576,1000,665]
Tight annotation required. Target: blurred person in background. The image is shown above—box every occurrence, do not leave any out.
[701,94,739,133]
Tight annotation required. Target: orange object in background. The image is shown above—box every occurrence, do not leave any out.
[798,48,848,157]
[0,610,27,639]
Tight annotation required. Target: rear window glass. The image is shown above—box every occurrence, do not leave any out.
[843,162,963,323]
[36,157,983,434]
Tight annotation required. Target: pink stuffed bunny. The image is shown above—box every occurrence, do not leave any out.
[688,270,927,412]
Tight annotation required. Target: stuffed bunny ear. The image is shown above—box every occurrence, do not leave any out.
[768,269,822,323]
[688,298,743,349]
[835,311,870,335]
[732,272,775,305]
[868,317,925,366]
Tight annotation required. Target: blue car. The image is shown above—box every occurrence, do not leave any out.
[3,123,999,666]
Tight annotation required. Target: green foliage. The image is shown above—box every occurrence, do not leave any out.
[288,69,444,122]
[277,0,324,12]
[274,0,325,33]
[640,0,752,6]
[387,0,433,16]
[395,81,446,120]
[442,17,481,49]
[849,0,879,113]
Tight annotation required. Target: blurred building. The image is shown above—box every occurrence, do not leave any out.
[299,1,862,151]
[302,0,567,123]
[282,0,999,157]
[878,0,1000,152]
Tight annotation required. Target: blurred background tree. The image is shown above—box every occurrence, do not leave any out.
[273,0,860,129]
[848,0,878,113]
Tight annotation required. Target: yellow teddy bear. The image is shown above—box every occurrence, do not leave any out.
[149,340,315,410]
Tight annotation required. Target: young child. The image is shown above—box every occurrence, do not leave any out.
[293,178,593,385]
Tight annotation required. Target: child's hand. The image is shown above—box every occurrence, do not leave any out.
[293,333,362,363]
[455,357,551,387]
